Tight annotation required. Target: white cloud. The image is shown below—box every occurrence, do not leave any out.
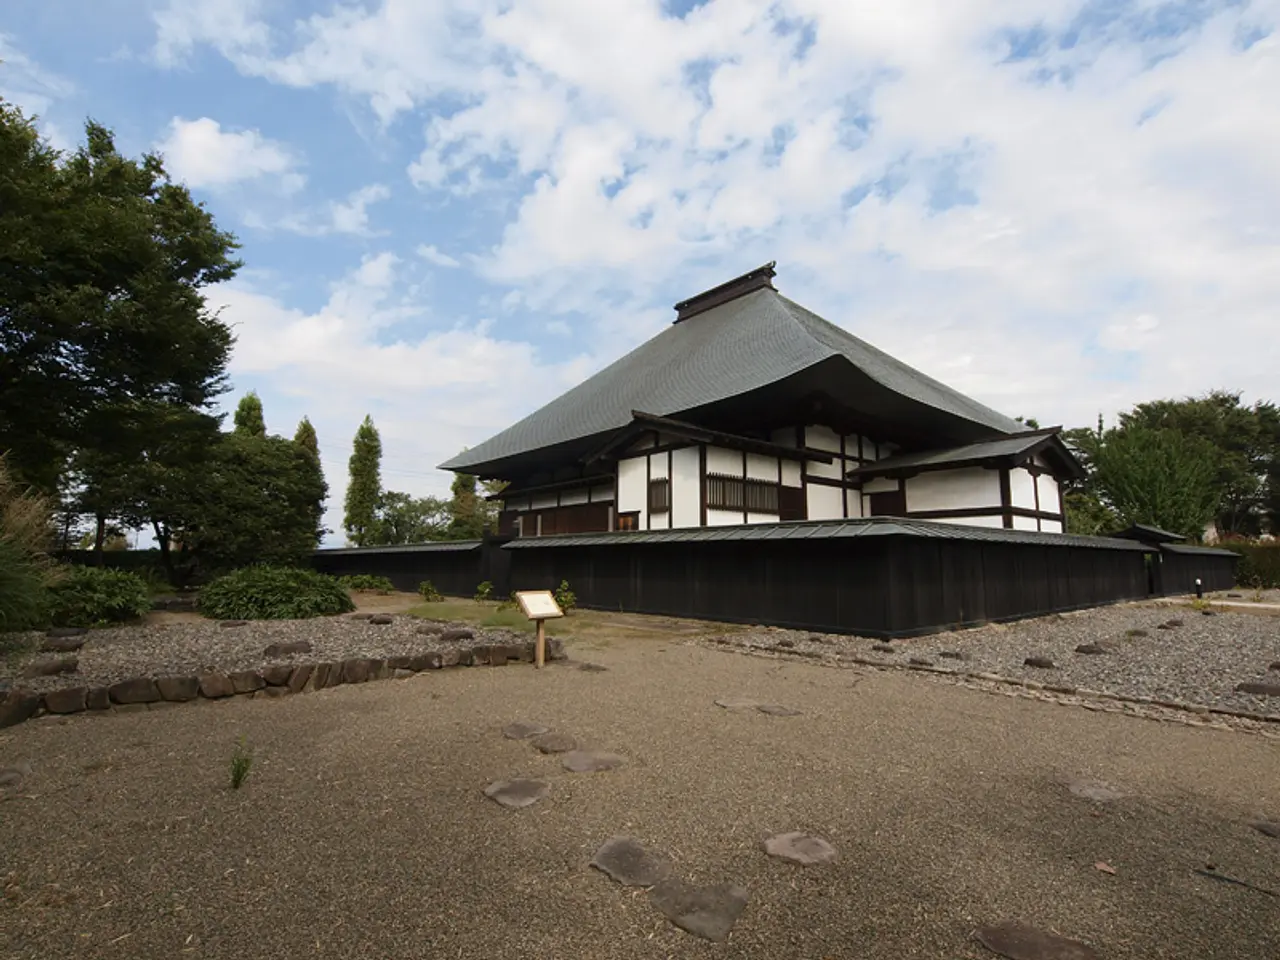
[0,33,76,148]
[157,117,305,192]
[152,0,270,68]
[264,183,391,237]
[164,0,1280,435]
[417,244,461,268]
[214,252,594,542]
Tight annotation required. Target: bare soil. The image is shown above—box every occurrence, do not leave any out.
[3,614,1278,959]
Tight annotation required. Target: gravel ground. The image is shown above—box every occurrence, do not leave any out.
[710,602,1280,715]
[2,636,1278,959]
[0,615,538,694]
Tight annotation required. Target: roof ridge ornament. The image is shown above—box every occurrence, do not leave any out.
[673,261,777,323]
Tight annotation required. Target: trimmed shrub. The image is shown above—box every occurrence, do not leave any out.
[200,566,355,621]
[474,580,493,603]
[418,580,443,602]
[47,566,152,627]
[337,574,395,594]
[1222,542,1280,589]
[554,579,577,613]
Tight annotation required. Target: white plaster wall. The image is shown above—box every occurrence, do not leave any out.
[671,447,700,528]
[905,468,1001,513]
[1012,514,1039,531]
[617,455,647,525]
[1009,468,1038,510]
[560,488,589,506]
[747,512,775,524]
[805,424,842,479]
[649,452,669,479]
[1037,474,1060,514]
[590,483,614,503]
[706,446,742,476]
[650,508,671,530]
[845,489,863,518]
[932,515,1004,529]
[531,492,558,510]
[706,508,742,527]
[1041,518,1064,534]
[746,453,776,481]
[807,483,843,520]
[781,461,802,487]
[863,477,899,494]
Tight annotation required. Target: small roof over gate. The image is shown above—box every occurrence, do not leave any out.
[846,429,1085,482]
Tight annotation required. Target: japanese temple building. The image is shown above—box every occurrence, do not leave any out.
[441,263,1085,538]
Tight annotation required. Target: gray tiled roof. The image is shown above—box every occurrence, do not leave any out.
[441,285,1022,473]
[502,517,1150,551]
[847,433,1051,476]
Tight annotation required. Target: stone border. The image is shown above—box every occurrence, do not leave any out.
[703,639,1280,733]
[1,638,565,729]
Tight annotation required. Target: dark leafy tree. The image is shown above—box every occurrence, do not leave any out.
[0,103,239,493]
[1092,426,1220,539]
[344,415,382,546]
[368,492,450,545]
[233,392,266,437]
[1118,391,1280,536]
[292,417,327,545]
[446,472,486,540]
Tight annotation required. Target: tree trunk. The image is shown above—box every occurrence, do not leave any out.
[153,521,176,586]
[93,513,107,565]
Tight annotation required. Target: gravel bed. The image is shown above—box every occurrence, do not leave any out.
[1,615,542,694]
[707,603,1280,715]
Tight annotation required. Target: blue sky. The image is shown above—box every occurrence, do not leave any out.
[3,0,1278,543]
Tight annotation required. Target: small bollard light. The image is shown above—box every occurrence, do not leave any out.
[1195,578,1203,599]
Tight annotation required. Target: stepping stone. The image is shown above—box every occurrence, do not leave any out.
[939,650,969,661]
[1075,644,1109,655]
[532,732,577,754]
[22,657,78,678]
[871,643,896,653]
[648,878,748,943]
[974,920,1099,960]
[1066,779,1126,803]
[578,662,608,672]
[45,627,87,639]
[562,750,626,773]
[0,761,33,790]
[41,635,86,653]
[369,614,394,625]
[483,778,549,809]
[756,704,802,717]
[503,721,549,740]
[776,639,795,648]
[1269,663,1280,672]
[909,657,934,667]
[263,640,311,657]
[1024,657,1056,669]
[763,831,838,865]
[1236,682,1280,697]
[590,836,671,886]
[715,698,761,711]
[1250,820,1280,839]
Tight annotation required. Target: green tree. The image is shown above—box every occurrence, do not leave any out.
[143,431,326,581]
[446,473,486,540]
[233,392,266,437]
[344,415,382,546]
[368,492,450,545]
[293,417,327,544]
[1092,426,1220,539]
[1119,391,1280,536]
[293,417,319,458]
[0,103,239,493]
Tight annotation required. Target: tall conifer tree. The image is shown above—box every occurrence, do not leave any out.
[343,415,381,546]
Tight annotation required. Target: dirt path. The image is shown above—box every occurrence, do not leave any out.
[3,633,1278,958]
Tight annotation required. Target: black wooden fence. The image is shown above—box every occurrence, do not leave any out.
[306,519,1246,637]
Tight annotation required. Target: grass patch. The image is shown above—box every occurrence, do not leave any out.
[407,600,534,632]
[229,737,253,790]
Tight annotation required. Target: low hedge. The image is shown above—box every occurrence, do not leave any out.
[200,566,356,621]
[48,565,152,627]
[337,574,395,594]
[1220,542,1280,588]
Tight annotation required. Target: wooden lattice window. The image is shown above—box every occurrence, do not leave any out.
[648,478,670,513]
[706,473,779,514]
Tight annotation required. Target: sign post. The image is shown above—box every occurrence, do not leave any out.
[514,590,565,668]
